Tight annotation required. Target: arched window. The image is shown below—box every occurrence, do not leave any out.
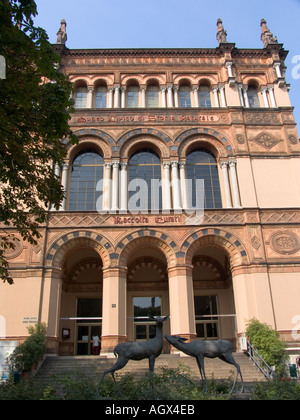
[95,86,107,108]
[199,86,212,108]
[147,85,159,108]
[129,149,162,211]
[179,85,191,107]
[248,85,260,108]
[127,85,139,108]
[69,150,104,211]
[75,86,87,108]
[186,149,222,209]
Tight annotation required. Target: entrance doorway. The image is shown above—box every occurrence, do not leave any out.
[75,298,102,356]
[133,296,162,341]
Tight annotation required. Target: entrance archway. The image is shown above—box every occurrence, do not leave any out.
[58,243,103,356]
[121,235,171,352]
[184,229,247,349]
[192,248,236,347]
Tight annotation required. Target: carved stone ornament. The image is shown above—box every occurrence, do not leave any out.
[250,132,282,149]
[288,135,298,145]
[270,231,300,255]
[2,237,23,260]
[236,135,246,144]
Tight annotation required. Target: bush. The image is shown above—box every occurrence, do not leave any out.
[251,379,300,400]
[246,319,288,375]
[9,323,47,373]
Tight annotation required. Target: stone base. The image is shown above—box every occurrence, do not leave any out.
[101,335,127,354]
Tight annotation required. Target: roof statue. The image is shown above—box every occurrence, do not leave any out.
[56,19,67,45]
[260,19,278,48]
[216,18,228,45]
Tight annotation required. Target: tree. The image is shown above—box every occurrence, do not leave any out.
[0,0,77,283]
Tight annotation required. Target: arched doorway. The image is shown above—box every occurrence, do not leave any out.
[59,245,103,356]
[192,247,236,347]
[184,230,246,349]
[120,235,171,353]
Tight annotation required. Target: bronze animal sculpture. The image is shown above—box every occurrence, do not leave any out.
[98,315,169,388]
[165,334,244,394]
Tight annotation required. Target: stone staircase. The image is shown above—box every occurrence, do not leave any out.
[33,352,266,393]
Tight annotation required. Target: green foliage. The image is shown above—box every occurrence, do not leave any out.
[246,318,288,374]
[9,323,47,372]
[0,0,77,284]
[251,378,300,400]
[0,365,231,400]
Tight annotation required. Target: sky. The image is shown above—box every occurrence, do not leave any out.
[33,0,300,128]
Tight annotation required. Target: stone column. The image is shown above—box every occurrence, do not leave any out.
[120,162,128,213]
[261,87,269,108]
[238,85,245,106]
[212,86,220,107]
[101,266,127,354]
[121,87,126,108]
[50,164,61,211]
[111,161,120,212]
[193,87,199,107]
[108,87,114,108]
[59,163,69,211]
[171,161,182,211]
[87,86,94,108]
[163,162,171,212]
[268,86,276,108]
[103,163,112,212]
[220,161,232,209]
[161,87,167,108]
[114,86,120,108]
[229,160,241,208]
[167,85,174,108]
[141,87,146,108]
[219,85,226,107]
[242,86,250,108]
[179,162,189,210]
[173,87,179,108]
[273,62,282,79]
[168,265,196,343]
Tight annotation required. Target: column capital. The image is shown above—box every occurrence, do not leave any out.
[112,160,120,168]
[220,160,229,169]
[171,160,179,168]
[179,161,186,169]
[229,159,237,167]
[104,162,112,169]
[120,162,128,169]
[163,162,171,169]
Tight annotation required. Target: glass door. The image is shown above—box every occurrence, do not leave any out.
[75,298,102,355]
[133,297,162,341]
[194,295,219,340]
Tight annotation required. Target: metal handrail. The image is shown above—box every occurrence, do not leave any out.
[247,340,274,381]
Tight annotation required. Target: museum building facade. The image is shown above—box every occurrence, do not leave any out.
[1,19,300,356]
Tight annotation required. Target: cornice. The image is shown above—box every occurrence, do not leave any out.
[55,46,287,59]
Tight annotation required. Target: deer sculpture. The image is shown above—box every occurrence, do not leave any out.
[165,335,244,394]
[98,315,169,389]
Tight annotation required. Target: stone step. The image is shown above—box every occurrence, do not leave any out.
[34,353,266,389]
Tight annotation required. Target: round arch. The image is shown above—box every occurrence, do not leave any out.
[46,230,113,269]
[183,228,249,268]
[118,129,171,160]
[66,129,115,160]
[116,229,179,268]
[176,129,234,158]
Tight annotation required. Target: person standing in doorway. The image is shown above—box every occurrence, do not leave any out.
[92,335,100,355]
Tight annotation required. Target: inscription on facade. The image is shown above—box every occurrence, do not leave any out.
[113,215,183,225]
[74,113,219,125]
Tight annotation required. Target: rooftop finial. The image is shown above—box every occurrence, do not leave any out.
[56,19,67,45]
[260,18,278,48]
[216,18,228,45]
